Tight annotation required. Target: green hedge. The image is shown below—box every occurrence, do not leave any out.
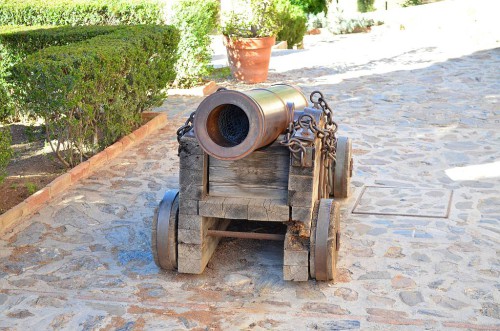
[276,0,307,48]
[290,0,326,14]
[13,25,179,167]
[0,25,122,119]
[169,0,219,88]
[0,0,164,26]
[0,126,12,183]
[357,0,375,12]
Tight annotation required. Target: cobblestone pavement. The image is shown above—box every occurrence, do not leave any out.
[1,1,499,330]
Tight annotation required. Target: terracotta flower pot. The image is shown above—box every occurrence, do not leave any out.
[223,35,276,84]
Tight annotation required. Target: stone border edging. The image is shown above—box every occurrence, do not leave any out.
[0,112,168,235]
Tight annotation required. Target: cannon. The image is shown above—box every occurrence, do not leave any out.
[152,84,353,281]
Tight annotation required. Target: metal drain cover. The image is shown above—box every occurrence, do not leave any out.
[352,186,453,218]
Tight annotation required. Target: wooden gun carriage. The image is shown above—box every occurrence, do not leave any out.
[152,84,353,281]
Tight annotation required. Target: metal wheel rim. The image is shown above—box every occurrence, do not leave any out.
[333,136,352,199]
[152,189,179,270]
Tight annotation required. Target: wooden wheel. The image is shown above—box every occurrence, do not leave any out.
[309,199,340,281]
[152,189,179,270]
[332,136,353,199]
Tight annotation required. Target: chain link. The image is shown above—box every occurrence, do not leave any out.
[176,111,196,143]
[281,90,340,193]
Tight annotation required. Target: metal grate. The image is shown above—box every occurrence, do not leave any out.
[217,105,249,146]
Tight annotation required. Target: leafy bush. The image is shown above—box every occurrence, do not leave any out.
[13,25,179,167]
[169,0,219,88]
[290,0,326,15]
[0,0,164,26]
[222,0,281,38]
[402,0,423,7]
[276,0,307,48]
[0,126,13,183]
[357,0,375,12]
[327,7,375,34]
[0,25,122,120]
[307,12,327,30]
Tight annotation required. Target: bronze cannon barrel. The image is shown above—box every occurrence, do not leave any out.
[193,84,308,160]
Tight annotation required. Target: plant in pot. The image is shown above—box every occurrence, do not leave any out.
[221,0,281,83]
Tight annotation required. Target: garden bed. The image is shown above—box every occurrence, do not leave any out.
[0,123,64,214]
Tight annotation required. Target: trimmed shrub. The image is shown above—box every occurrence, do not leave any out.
[402,0,423,7]
[327,7,375,34]
[169,0,219,88]
[0,126,13,183]
[0,25,122,120]
[13,25,179,167]
[307,12,327,30]
[0,0,164,26]
[357,0,375,13]
[276,0,307,49]
[290,0,326,15]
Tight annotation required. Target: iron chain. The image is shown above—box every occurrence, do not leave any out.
[281,91,339,192]
[176,111,196,143]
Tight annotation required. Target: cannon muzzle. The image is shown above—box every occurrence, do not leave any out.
[193,84,308,160]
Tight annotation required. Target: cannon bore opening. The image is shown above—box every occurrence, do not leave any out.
[206,104,250,147]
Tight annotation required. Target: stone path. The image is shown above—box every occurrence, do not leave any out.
[1,0,499,330]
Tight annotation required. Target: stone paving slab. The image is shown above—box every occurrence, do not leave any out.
[1,1,500,330]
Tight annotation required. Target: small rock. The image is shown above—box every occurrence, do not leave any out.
[7,309,34,319]
[431,295,468,310]
[417,309,449,318]
[367,228,387,236]
[335,268,353,283]
[464,287,487,300]
[428,279,444,289]
[435,261,458,273]
[359,271,391,280]
[399,291,424,306]
[384,247,405,258]
[480,302,499,319]
[322,320,361,330]
[391,275,416,289]
[303,302,349,315]
[366,308,407,319]
[367,295,396,306]
[334,288,359,301]
[412,252,431,262]
[224,274,252,287]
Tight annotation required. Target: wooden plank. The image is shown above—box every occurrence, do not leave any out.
[179,136,203,155]
[292,206,313,224]
[198,197,249,219]
[208,144,290,200]
[177,218,230,274]
[198,197,226,218]
[284,223,311,282]
[179,199,198,215]
[179,154,204,170]
[288,173,315,208]
[248,199,290,222]
[178,213,203,231]
[289,174,314,192]
[288,190,315,208]
[179,167,203,186]
[283,250,309,266]
[199,196,289,222]
[179,183,203,200]
[283,265,309,282]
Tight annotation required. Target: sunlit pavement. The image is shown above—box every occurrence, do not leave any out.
[1,0,499,329]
